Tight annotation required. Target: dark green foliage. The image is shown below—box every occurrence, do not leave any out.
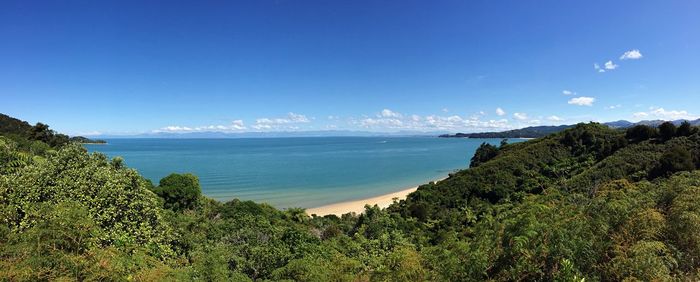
[0,114,33,137]
[469,142,498,168]
[394,124,626,232]
[1,113,100,148]
[651,145,695,178]
[441,124,573,138]
[562,123,627,159]
[152,173,202,212]
[29,122,70,147]
[677,121,697,137]
[69,136,107,144]
[626,124,658,143]
[658,121,677,141]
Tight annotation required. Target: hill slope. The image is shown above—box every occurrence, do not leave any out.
[440,118,700,138]
[439,124,573,138]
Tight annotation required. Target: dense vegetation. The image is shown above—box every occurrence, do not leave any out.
[2,114,700,281]
[439,124,573,138]
[68,136,107,144]
[0,114,105,149]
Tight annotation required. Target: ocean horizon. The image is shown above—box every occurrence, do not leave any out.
[85,136,518,208]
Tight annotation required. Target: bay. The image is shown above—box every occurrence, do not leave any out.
[85,137,515,208]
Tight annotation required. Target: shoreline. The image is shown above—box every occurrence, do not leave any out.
[305,177,447,216]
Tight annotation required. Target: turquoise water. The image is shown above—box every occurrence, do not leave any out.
[85,137,511,208]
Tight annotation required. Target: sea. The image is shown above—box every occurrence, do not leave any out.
[84,137,516,209]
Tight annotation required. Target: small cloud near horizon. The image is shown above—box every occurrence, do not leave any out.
[568,96,596,106]
[547,115,563,122]
[144,105,698,136]
[513,112,528,121]
[496,107,506,116]
[632,107,697,121]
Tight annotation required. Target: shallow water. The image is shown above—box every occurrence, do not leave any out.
[85,137,515,208]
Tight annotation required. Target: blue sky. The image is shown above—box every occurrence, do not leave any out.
[2,0,699,135]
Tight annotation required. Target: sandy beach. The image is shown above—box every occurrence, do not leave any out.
[306,177,447,216]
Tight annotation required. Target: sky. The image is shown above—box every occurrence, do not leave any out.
[1,0,700,136]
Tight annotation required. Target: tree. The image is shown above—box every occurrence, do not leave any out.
[652,145,695,178]
[658,122,677,141]
[28,122,68,147]
[676,121,696,137]
[470,142,498,168]
[30,123,52,143]
[625,125,658,143]
[153,173,202,211]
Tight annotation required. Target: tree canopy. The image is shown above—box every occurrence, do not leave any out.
[152,173,202,211]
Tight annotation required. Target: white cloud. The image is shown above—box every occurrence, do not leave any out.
[287,112,310,123]
[594,63,605,73]
[420,115,510,131]
[632,112,649,119]
[620,49,643,60]
[360,117,403,127]
[159,126,192,132]
[513,112,528,120]
[255,112,310,126]
[156,112,315,133]
[594,61,618,72]
[351,111,512,132]
[380,109,402,118]
[594,50,641,73]
[604,60,618,70]
[156,107,574,134]
[155,120,248,133]
[441,108,449,113]
[632,107,698,121]
[251,124,272,130]
[568,96,596,106]
[231,120,246,130]
[547,115,563,121]
[562,90,576,96]
[496,107,506,116]
[605,104,622,110]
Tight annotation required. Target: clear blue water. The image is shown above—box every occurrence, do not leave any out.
[85,137,512,208]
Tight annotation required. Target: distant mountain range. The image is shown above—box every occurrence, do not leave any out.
[439,119,700,139]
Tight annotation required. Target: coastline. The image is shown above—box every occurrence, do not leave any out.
[305,177,447,216]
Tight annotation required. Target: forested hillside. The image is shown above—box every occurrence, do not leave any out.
[2,114,700,281]
[0,114,104,150]
[439,124,573,138]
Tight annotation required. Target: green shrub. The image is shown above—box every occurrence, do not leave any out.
[152,173,202,212]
